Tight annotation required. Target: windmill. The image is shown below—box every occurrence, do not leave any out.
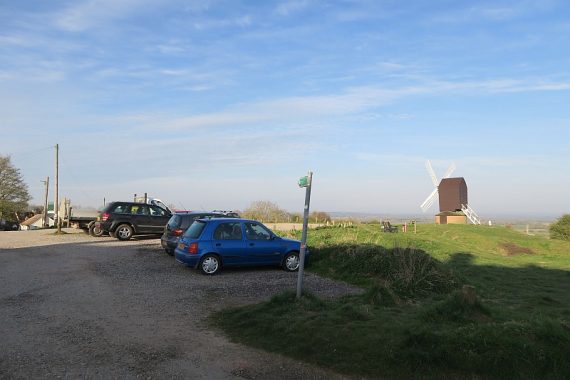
[420,160,481,224]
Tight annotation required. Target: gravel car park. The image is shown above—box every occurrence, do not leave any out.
[0,229,359,379]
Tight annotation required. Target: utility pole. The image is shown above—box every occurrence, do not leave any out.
[296,171,313,299]
[41,177,49,228]
[54,144,61,233]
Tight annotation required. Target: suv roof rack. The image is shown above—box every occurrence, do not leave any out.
[211,210,240,217]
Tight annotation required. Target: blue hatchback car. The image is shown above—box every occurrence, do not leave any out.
[175,218,308,275]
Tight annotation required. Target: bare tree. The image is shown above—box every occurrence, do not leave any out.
[0,155,31,218]
[310,211,331,223]
[242,201,290,222]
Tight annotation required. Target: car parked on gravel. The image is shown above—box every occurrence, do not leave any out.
[175,218,307,275]
[95,201,172,241]
[1,219,20,231]
[161,211,239,255]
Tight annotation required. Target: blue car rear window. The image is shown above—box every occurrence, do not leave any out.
[184,220,206,239]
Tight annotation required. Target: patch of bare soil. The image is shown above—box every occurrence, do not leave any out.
[498,242,535,256]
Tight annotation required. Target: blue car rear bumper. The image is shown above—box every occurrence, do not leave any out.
[175,250,200,267]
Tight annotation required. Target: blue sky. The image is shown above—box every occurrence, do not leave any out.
[1,0,569,218]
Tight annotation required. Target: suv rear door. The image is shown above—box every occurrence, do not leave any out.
[127,204,152,233]
[149,205,171,234]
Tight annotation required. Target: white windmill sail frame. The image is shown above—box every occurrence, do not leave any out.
[420,188,438,212]
[419,160,456,212]
[442,162,456,179]
[425,160,439,187]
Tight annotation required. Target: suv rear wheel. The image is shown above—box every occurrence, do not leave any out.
[115,224,134,241]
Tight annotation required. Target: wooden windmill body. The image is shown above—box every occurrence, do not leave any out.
[420,161,480,225]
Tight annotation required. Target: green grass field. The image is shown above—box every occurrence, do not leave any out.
[211,224,570,379]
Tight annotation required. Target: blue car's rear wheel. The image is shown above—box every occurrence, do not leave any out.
[200,254,220,275]
[283,252,300,271]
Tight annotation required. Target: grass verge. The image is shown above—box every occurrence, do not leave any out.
[211,224,570,379]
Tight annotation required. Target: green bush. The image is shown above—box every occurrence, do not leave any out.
[549,214,570,241]
[421,287,491,323]
[311,244,458,299]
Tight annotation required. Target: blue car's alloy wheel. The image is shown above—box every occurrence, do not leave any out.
[200,254,220,275]
[283,252,300,271]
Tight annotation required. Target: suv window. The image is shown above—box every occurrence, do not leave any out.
[213,222,242,240]
[150,206,166,216]
[130,205,149,215]
[245,222,272,240]
[111,204,129,213]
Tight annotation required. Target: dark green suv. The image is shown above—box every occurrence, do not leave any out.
[95,201,172,241]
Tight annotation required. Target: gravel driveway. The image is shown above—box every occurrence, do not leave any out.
[0,229,359,379]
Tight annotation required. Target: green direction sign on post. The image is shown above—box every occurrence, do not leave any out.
[298,176,310,188]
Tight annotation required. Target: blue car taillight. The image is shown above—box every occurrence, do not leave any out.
[188,242,198,254]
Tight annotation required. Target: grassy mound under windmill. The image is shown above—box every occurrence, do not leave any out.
[210,224,570,379]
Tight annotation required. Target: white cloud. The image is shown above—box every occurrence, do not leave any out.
[193,15,254,30]
[235,15,252,27]
[154,43,187,55]
[275,0,312,16]
[55,0,158,32]
[144,76,570,132]
[435,78,570,93]
[432,0,559,24]
[0,35,34,47]
[89,65,233,91]
[0,68,65,83]
[355,153,426,165]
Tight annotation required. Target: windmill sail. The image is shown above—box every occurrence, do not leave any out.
[420,188,438,212]
[443,162,456,179]
[420,160,456,212]
[425,160,439,187]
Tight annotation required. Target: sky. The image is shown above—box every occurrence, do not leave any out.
[1,0,569,218]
